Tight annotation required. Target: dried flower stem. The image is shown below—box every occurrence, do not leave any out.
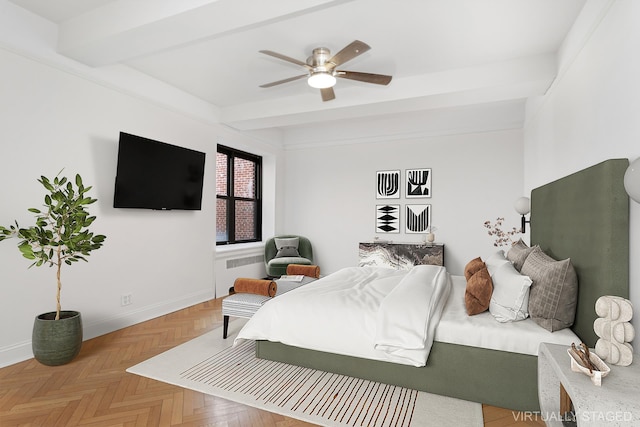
[483,217,520,247]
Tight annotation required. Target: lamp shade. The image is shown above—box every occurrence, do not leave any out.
[624,157,640,203]
[307,72,336,89]
[514,197,531,215]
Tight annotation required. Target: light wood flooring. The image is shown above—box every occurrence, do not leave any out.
[0,298,545,426]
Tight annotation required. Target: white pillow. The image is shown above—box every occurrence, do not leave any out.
[489,261,532,323]
[484,250,510,276]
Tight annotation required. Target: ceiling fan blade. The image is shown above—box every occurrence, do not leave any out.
[328,40,371,67]
[320,87,335,102]
[336,70,392,85]
[259,50,311,69]
[259,74,308,88]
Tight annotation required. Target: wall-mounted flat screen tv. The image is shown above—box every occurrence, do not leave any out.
[113,132,206,210]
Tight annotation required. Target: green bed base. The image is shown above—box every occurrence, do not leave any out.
[257,340,539,411]
[256,158,630,412]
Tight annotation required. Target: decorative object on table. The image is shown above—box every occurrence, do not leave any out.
[0,171,107,365]
[376,170,400,198]
[514,197,531,233]
[593,295,635,366]
[405,204,431,233]
[425,226,437,243]
[567,342,610,386]
[376,204,400,233]
[624,157,640,203]
[483,217,520,247]
[405,168,431,198]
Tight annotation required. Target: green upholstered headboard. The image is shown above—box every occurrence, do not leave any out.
[530,159,630,347]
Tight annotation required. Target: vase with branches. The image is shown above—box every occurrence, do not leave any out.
[483,217,520,247]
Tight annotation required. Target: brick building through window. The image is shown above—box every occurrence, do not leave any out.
[216,145,262,244]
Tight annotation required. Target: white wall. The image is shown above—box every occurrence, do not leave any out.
[0,46,281,366]
[524,0,639,351]
[283,129,524,276]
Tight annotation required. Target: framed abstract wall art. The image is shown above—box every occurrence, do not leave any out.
[405,204,431,233]
[376,170,400,199]
[406,168,431,198]
[376,204,400,233]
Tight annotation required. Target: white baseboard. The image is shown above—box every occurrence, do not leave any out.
[0,290,213,368]
[0,340,33,369]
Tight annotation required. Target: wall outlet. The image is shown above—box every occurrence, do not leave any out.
[121,294,132,306]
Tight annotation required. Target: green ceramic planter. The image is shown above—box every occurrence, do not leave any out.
[32,311,83,366]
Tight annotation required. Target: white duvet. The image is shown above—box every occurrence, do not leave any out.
[235,265,452,367]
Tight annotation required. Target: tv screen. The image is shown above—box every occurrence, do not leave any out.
[113,132,206,210]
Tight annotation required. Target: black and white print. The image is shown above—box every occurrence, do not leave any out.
[405,204,431,233]
[376,204,400,233]
[406,168,431,198]
[376,170,400,199]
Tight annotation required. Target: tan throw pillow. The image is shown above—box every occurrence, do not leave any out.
[464,257,485,281]
[465,267,493,315]
[521,247,578,332]
[506,239,535,272]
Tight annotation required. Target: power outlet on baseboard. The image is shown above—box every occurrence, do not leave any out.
[121,294,132,306]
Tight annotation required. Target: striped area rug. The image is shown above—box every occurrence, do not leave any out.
[127,322,483,427]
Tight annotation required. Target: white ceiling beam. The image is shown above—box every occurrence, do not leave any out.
[221,53,558,130]
[280,99,527,149]
[57,0,353,67]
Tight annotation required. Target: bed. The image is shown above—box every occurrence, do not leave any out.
[238,158,630,412]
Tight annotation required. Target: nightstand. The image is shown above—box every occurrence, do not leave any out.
[538,342,640,426]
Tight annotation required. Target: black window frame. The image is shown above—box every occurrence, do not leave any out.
[216,144,262,245]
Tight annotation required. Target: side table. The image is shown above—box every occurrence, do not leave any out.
[538,342,640,426]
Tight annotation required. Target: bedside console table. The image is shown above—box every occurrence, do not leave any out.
[359,242,444,269]
[538,342,640,426]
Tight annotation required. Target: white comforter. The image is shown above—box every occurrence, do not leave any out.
[235,265,452,367]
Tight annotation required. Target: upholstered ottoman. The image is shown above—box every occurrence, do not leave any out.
[222,275,316,338]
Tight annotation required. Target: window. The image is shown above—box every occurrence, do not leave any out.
[216,145,262,245]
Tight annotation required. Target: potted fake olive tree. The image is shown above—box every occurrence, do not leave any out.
[0,172,106,365]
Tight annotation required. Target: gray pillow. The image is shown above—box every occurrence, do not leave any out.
[521,246,578,332]
[274,237,300,258]
[506,239,535,272]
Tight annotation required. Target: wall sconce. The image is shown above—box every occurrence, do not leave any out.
[624,157,640,203]
[514,196,531,233]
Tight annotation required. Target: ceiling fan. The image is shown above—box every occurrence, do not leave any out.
[259,40,392,102]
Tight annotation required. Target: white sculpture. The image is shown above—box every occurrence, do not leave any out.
[593,295,634,366]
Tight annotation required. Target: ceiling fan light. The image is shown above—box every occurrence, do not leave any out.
[307,72,336,89]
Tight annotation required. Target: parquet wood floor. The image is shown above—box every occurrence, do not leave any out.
[0,298,544,426]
